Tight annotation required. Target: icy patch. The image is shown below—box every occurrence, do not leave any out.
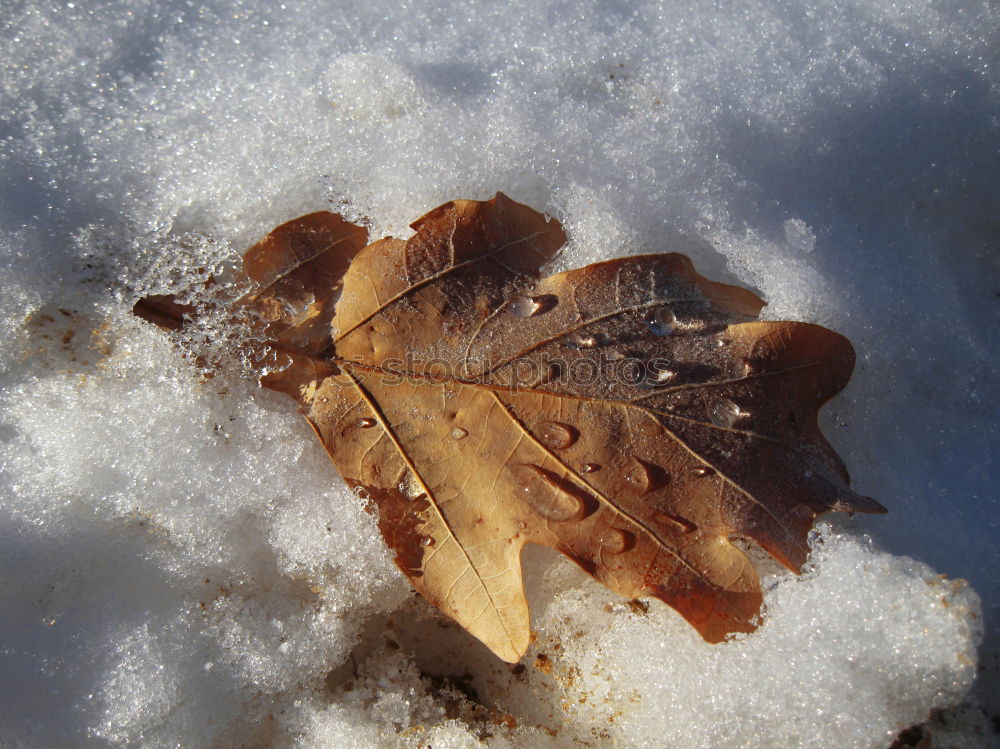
[783,218,816,253]
[282,529,982,749]
[530,528,981,748]
[0,309,408,746]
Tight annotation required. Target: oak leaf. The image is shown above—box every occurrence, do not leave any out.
[135,193,885,662]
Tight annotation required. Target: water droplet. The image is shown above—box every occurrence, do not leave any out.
[537,421,578,450]
[451,427,468,440]
[399,475,425,501]
[511,464,596,522]
[357,416,377,429]
[803,469,814,479]
[565,331,611,349]
[654,511,697,534]
[622,456,670,495]
[580,462,602,473]
[420,536,435,547]
[606,350,626,362]
[509,295,541,318]
[653,366,675,382]
[639,361,676,389]
[599,527,636,554]
[692,466,714,477]
[644,307,676,336]
[509,294,556,319]
[709,399,742,428]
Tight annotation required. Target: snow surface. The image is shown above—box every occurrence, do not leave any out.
[2,0,998,747]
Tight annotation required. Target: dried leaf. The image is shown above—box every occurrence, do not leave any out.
[137,193,885,662]
[238,210,369,356]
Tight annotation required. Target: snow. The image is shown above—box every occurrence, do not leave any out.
[2,0,998,747]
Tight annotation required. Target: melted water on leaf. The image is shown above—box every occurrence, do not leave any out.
[509,294,556,319]
[709,399,741,428]
[599,527,636,554]
[511,464,595,521]
[565,331,611,349]
[654,511,697,534]
[622,456,670,495]
[644,307,676,336]
[537,421,578,450]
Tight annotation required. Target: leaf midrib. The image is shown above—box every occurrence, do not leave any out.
[340,366,522,651]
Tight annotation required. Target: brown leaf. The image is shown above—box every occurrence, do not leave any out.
[238,210,369,357]
[132,294,196,331]
[136,193,885,663]
[134,210,368,381]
